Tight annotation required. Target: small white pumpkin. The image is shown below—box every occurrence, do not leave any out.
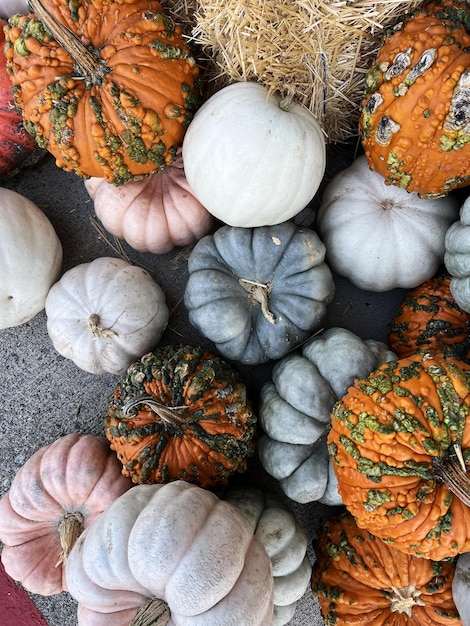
[65,481,274,626]
[45,257,169,375]
[444,195,470,313]
[0,187,63,329]
[316,155,459,291]
[182,81,326,227]
[224,487,312,626]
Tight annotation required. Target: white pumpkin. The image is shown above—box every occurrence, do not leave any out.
[65,481,274,626]
[316,155,459,292]
[224,487,312,626]
[444,196,470,313]
[182,81,326,227]
[0,187,63,329]
[0,0,29,18]
[452,552,470,625]
[45,257,169,375]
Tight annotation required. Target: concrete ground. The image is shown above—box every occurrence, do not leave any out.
[0,149,407,625]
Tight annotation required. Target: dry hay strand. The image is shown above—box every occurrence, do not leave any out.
[164,0,424,143]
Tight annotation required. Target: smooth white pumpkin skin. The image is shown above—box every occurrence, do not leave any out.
[0,187,63,328]
[0,0,29,18]
[452,552,470,625]
[65,481,274,626]
[445,196,470,313]
[316,155,459,291]
[45,257,169,375]
[85,150,214,254]
[182,81,326,227]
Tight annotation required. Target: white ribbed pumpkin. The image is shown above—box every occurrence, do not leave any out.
[45,257,169,375]
[316,155,459,291]
[65,481,274,626]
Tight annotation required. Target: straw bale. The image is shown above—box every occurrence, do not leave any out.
[164,0,423,143]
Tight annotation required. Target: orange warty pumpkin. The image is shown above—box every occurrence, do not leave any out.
[388,274,470,364]
[311,510,462,626]
[105,344,257,488]
[328,350,470,561]
[4,0,201,185]
[360,1,470,198]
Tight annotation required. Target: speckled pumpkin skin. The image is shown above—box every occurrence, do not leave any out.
[4,0,200,185]
[360,1,470,198]
[105,344,257,488]
[388,274,470,364]
[328,351,470,561]
[311,510,461,626]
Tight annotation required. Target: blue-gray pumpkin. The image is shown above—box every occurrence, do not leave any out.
[184,221,335,364]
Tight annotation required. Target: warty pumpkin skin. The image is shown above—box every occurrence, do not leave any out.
[328,350,470,561]
[0,434,133,596]
[105,344,257,487]
[65,481,274,626]
[258,327,396,504]
[0,19,42,178]
[388,273,470,364]
[311,510,462,626]
[360,1,470,198]
[4,0,201,185]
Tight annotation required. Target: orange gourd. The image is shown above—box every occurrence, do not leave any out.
[388,274,470,364]
[328,350,470,561]
[105,344,257,488]
[360,1,470,198]
[4,0,201,185]
[311,510,462,625]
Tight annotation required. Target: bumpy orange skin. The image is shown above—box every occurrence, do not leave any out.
[388,274,470,365]
[311,511,461,626]
[328,351,470,561]
[360,1,470,198]
[4,0,201,185]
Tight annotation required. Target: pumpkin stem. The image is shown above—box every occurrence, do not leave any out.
[432,445,470,507]
[122,395,190,428]
[239,278,276,324]
[28,0,110,87]
[88,313,118,339]
[55,511,85,567]
[130,598,170,626]
[387,584,425,617]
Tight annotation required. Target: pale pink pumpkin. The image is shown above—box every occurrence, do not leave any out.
[0,434,133,596]
[85,150,215,254]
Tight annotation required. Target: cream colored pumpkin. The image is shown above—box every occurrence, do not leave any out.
[182,81,326,227]
[0,0,28,18]
[316,155,459,291]
[0,187,63,329]
[65,481,274,626]
[444,196,470,313]
[224,487,312,626]
[45,257,169,375]
[85,150,214,255]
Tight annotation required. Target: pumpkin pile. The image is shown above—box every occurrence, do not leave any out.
[2,1,470,626]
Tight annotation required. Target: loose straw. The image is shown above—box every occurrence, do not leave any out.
[164,0,423,143]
